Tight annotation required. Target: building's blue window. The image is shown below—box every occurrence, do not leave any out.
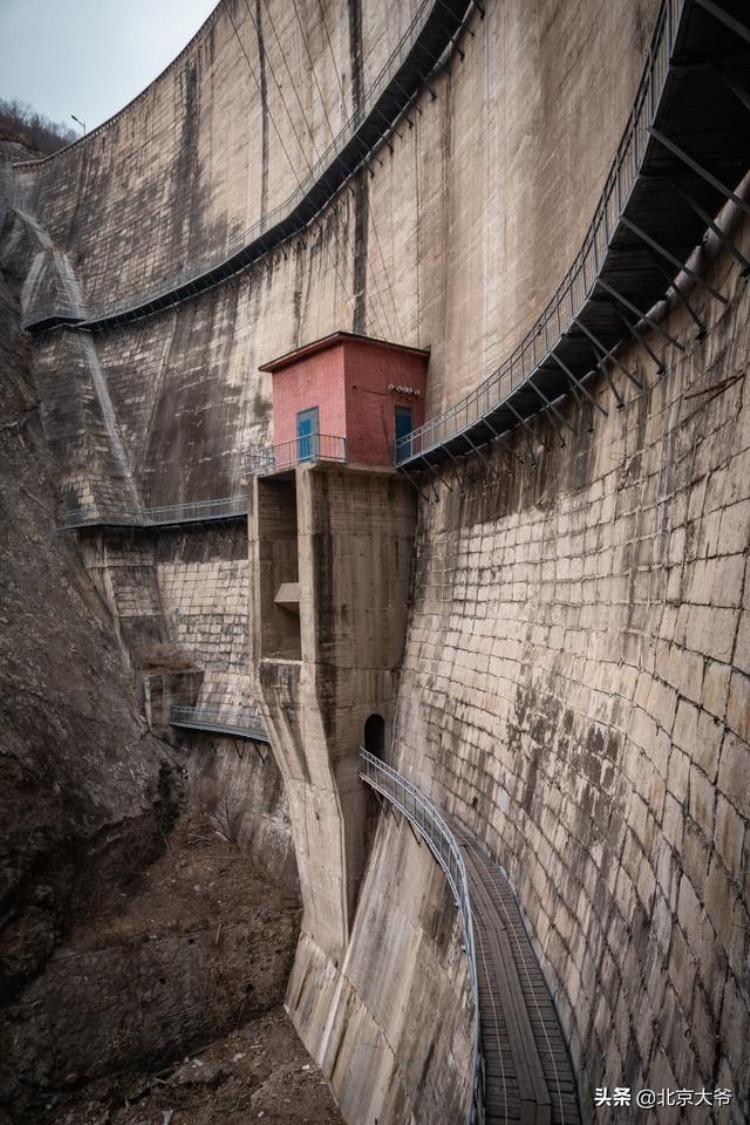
[296,407,319,461]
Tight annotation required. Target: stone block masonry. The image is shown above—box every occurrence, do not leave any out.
[80,525,255,713]
[394,225,750,1121]
[156,527,252,707]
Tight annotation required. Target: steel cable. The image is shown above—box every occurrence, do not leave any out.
[308,0,407,341]
[238,0,394,341]
[258,0,399,341]
[224,0,378,334]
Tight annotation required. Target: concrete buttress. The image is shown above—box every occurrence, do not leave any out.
[249,462,416,964]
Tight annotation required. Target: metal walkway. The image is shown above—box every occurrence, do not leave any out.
[395,0,750,471]
[245,432,347,476]
[452,823,581,1125]
[58,494,247,531]
[359,749,580,1124]
[169,705,269,743]
[19,0,477,333]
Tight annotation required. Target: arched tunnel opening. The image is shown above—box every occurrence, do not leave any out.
[363,712,386,760]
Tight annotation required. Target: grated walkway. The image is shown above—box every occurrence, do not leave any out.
[452,823,581,1125]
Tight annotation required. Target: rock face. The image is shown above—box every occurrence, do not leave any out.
[0,143,178,1007]
[0,816,302,1119]
[43,1006,344,1125]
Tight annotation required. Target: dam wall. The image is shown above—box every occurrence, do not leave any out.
[79,526,252,704]
[16,0,658,431]
[393,222,750,1116]
[20,0,659,521]
[13,0,424,313]
[7,0,749,1121]
[288,810,474,1124]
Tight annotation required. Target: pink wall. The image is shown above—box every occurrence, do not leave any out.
[271,347,346,451]
[267,334,428,466]
[344,341,427,465]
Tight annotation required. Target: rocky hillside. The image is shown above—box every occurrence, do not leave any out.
[0,142,179,1009]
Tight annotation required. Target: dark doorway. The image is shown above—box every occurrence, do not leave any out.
[394,405,413,444]
[363,713,386,759]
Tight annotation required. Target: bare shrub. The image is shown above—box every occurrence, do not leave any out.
[0,97,77,155]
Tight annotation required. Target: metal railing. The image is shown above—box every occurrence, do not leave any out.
[59,494,247,530]
[169,705,269,742]
[16,0,477,329]
[245,433,347,476]
[359,748,483,1124]
[395,0,682,465]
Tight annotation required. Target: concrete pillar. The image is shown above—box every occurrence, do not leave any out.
[249,462,416,966]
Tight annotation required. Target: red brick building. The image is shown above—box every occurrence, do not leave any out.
[259,331,429,467]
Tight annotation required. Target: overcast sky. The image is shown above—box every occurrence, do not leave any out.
[0,0,218,132]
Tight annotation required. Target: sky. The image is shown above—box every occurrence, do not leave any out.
[0,0,218,132]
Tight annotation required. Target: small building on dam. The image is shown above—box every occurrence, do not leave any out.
[0,0,749,1123]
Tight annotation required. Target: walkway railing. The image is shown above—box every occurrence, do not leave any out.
[169,705,269,742]
[59,494,247,530]
[359,749,483,1124]
[395,0,682,464]
[245,433,347,476]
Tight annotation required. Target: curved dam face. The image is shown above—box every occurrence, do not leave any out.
[5,0,749,1122]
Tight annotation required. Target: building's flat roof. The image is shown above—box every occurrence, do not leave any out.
[258,330,430,373]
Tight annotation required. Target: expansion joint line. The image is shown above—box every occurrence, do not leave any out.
[250,0,396,342]
[286,0,404,341]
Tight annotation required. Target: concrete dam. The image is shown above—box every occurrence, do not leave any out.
[0,0,748,1122]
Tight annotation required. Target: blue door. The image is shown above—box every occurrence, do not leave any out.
[297,407,319,462]
[395,405,413,449]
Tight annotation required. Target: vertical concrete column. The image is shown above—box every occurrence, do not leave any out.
[248,462,416,977]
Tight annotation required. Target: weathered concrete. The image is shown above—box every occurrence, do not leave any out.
[249,460,481,1121]
[12,0,427,314]
[250,463,416,959]
[394,222,750,1121]
[79,525,255,707]
[287,811,474,1125]
[12,0,660,510]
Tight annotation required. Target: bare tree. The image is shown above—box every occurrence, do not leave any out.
[0,97,78,155]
